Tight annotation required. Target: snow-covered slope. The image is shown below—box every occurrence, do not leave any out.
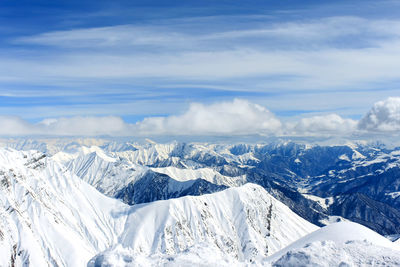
[90,183,318,265]
[55,146,148,196]
[90,221,400,266]
[116,142,181,166]
[0,138,108,155]
[48,140,400,235]
[150,166,246,187]
[8,138,400,235]
[0,148,318,266]
[52,145,117,164]
[268,221,400,266]
[0,148,128,266]
[56,146,246,204]
[115,142,260,167]
[2,144,400,266]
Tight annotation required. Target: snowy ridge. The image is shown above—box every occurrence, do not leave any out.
[52,145,117,164]
[2,141,400,266]
[116,142,181,166]
[59,147,147,196]
[267,222,400,266]
[90,221,400,266]
[0,138,108,155]
[56,145,246,203]
[0,148,128,266]
[268,221,400,261]
[51,141,400,235]
[90,183,318,265]
[150,166,246,187]
[0,148,318,266]
[115,142,261,167]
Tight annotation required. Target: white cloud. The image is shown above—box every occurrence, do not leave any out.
[0,116,133,137]
[16,17,400,49]
[2,98,400,138]
[6,16,400,93]
[0,100,283,137]
[286,114,357,136]
[3,15,400,126]
[0,116,37,135]
[135,99,282,136]
[15,25,190,49]
[38,116,132,136]
[358,97,400,132]
[0,100,282,137]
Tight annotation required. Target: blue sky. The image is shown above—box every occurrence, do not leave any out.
[1,0,400,137]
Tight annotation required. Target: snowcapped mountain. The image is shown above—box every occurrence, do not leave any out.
[0,147,318,266]
[90,220,400,266]
[52,145,246,205]
[42,139,400,235]
[90,183,318,265]
[54,146,148,197]
[0,148,128,266]
[268,221,400,266]
[2,140,400,266]
[0,138,109,155]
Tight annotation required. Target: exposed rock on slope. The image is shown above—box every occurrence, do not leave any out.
[0,148,318,266]
[90,183,318,265]
[0,148,129,266]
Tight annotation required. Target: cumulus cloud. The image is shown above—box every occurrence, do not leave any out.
[135,99,282,136]
[286,114,358,136]
[0,100,282,137]
[358,97,400,132]
[2,98,400,138]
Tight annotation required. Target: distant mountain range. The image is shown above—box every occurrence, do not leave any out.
[1,139,400,266]
[42,140,400,235]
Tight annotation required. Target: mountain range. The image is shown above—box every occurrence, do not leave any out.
[1,139,400,266]
[45,139,400,235]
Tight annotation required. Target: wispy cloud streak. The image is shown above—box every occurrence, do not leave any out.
[5,16,400,91]
[2,9,400,121]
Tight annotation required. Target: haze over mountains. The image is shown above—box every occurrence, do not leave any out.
[1,138,400,266]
